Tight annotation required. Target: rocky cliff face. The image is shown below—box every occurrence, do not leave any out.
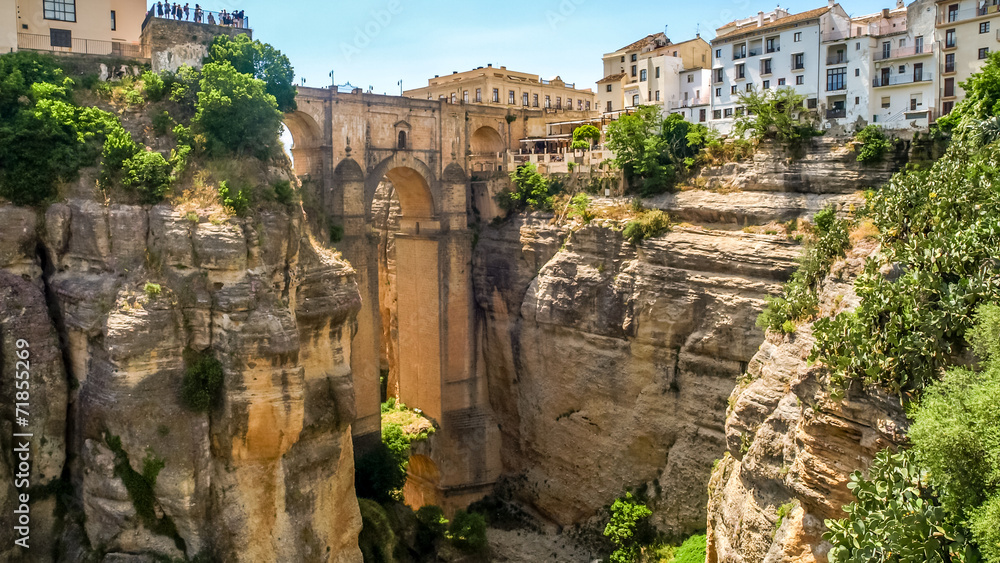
[0,198,364,563]
[704,241,908,563]
[473,215,803,536]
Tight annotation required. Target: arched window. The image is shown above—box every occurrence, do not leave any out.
[398,130,407,150]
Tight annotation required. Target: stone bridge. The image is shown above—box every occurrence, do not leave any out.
[285,87,542,510]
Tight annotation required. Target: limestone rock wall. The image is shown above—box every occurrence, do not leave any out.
[473,215,803,535]
[0,200,363,563]
[704,242,908,563]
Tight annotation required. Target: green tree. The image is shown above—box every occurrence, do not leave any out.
[909,303,1000,561]
[193,61,283,158]
[733,87,812,143]
[854,124,893,163]
[498,162,554,212]
[603,493,653,563]
[571,124,601,150]
[936,51,1000,132]
[206,34,297,112]
[824,449,979,563]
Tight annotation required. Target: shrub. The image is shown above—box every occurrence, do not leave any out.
[824,449,977,563]
[908,304,1000,561]
[101,124,140,182]
[152,110,175,136]
[143,282,161,297]
[497,163,554,212]
[104,434,178,541]
[122,150,173,203]
[670,534,707,563]
[193,61,283,158]
[358,498,398,563]
[622,209,671,245]
[218,180,250,216]
[141,70,166,102]
[355,422,411,504]
[855,125,893,163]
[273,180,294,205]
[936,50,1000,132]
[329,224,344,243]
[604,492,653,563]
[181,352,224,412]
[415,505,449,554]
[448,510,488,555]
[567,193,595,223]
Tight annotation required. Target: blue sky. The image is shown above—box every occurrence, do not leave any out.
[149,0,886,95]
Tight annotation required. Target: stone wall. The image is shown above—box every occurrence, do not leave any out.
[141,17,251,74]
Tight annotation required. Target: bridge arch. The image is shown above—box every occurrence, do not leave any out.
[283,110,325,178]
[471,126,504,154]
[365,153,438,222]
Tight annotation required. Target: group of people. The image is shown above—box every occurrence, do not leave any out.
[151,2,247,28]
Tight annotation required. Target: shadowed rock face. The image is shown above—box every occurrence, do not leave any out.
[473,216,802,536]
[0,200,364,563]
[705,243,908,563]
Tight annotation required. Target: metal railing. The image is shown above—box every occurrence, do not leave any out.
[668,97,711,109]
[874,44,935,61]
[822,29,852,42]
[826,54,848,65]
[143,7,250,30]
[873,72,933,87]
[938,4,1000,25]
[826,108,847,119]
[17,32,147,58]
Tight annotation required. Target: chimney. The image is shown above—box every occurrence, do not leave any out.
[487,63,492,67]
[758,11,764,26]
[453,71,457,74]
[882,7,890,16]
[828,0,835,7]
[501,66,506,70]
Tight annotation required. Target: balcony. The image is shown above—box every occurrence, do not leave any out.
[733,52,746,60]
[749,48,763,57]
[874,44,936,61]
[826,54,848,65]
[826,108,847,119]
[822,29,852,42]
[142,8,251,30]
[873,72,934,87]
[938,4,1000,25]
[17,33,147,58]
[826,83,847,92]
[669,97,712,109]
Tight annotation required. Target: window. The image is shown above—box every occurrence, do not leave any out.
[475,88,482,102]
[761,59,772,75]
[745,83,752,92]
[398,131,407,149]
[632,94,639,106]
[631,54,637,62]
[585,101,591,110]
[855,96,860,104]
[946,29,956,49]
[578,99,584,110]
[451,93,456,104]
[914,62,924,82]
[656,67,661,79]
[900,38,907,49]
[981,22,990,34]
[492,88,499,103]
[700,109,707,122]
[763,80,770,89]
[794,32,802,42]
[910,97,918,110]
[606,84,612,92]
[522,92,529,106]
[792,53,804,70]
[715,68,724,83]
[716,87,722,97]
[827,67,846,91]
[945,53,955,73]
[943,100,954,114]
[855,68,860,77]
[881,96,891,109]
[567,98,572,109]
[44,0,76,22]
[621,56,625,62]
[607,101,613,112]
[640,69,647,81]
[735,107,744,116]
[508,90,515,104]
[882,41,891,59]
[796,75,805,85]
[655,91,660,101]
[778,78,786,85]
[948,3,958,22]
[545,95,551,108]
[944,77,955,97]
[556,97,561,109]
[714,109,722,119]
[807,98,817,109]
[533,94,539,107]
[736,63,745,79]
[915,36,924,54]
[733,44,747,59]
[111,10,116,30]
[724,108,733,118]
[856,42,861,50]
[731,85,738,94]
[898,65,906,74]
[687,74,693,83]
[49,28,71,48]
[715,49,722,58]
[631,65,637,77]
[981,48,991,59]
[766,37,777,53]
[463,91,469,103]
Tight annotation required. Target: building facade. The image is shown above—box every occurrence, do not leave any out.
[936,0,1000,115]
[7,0,147,56]
[403,65,596,116]
[596,33,712,123]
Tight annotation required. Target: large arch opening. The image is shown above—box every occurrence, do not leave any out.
[470,126,506,174]
[282,111,324,178]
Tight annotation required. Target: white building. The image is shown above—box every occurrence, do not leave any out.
[596,33,713,124]
[710,1,853,134]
